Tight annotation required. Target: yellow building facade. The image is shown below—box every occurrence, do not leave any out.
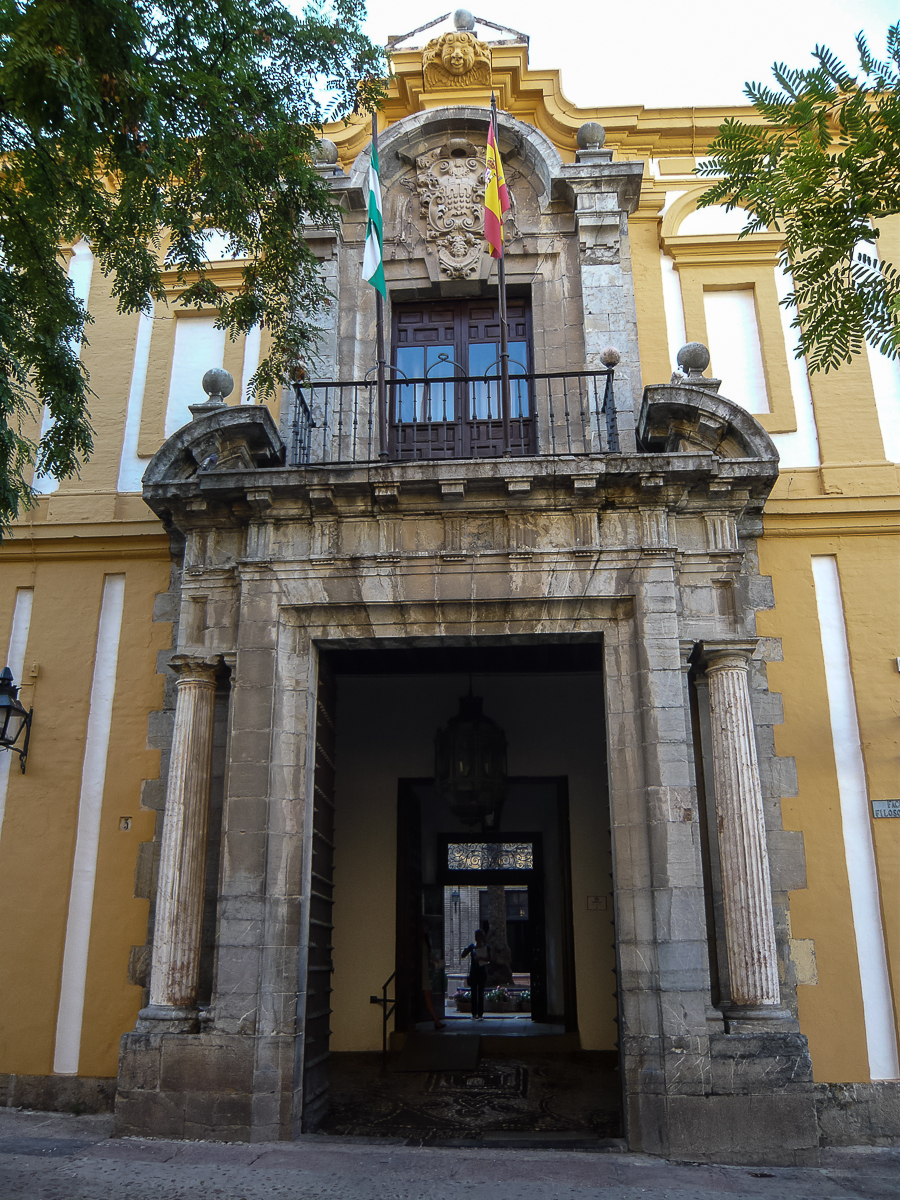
[0,13,897,1158]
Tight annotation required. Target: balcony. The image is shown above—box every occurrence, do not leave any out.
[290,368,618,466]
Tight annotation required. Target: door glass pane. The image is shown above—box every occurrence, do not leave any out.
[468,342,500,419]
[468,341,529,419]
[395,345,456,422]
[424,346,456,422]
[395,346,423,423]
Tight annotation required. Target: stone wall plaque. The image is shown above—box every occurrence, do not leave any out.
[416,139,486,278]
[872,799,900,818]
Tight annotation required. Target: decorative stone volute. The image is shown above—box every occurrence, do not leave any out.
[143,392,284,490]
[638,376,779,468]
[422,30,491,90]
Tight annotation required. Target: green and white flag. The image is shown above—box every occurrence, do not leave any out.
[362,138,386,297]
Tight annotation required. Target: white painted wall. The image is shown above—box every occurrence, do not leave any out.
[164,317,226,438]
[117,307,155,492]
[704,289,770,414]
[53,575,126,1075]
[660,252,687,372]
[33,239,95,496]
[771,265,821,469]
[0,590,34,840]
[240,325,262,404]
[811,556,899,1081]
[677,204,752,236]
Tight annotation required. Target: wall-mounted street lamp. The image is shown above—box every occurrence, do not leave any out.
[0,667,32,773]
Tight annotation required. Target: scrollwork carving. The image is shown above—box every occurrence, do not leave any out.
[415,139,486,279]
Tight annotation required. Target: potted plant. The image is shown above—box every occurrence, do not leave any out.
[517,988,531,1012]
[486,986,514,1013]
[453,988,472,1013]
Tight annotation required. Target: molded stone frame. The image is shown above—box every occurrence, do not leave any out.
[283,107,644,459]
[121,379,818,1164]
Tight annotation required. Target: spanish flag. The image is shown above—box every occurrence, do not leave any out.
[484,113,510,259]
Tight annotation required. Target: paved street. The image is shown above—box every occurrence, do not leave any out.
[0,1110,897,1200]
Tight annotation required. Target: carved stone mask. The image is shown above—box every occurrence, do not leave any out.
[441,33,475,76]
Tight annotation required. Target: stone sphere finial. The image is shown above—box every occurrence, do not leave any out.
[453,8,475,31]
[577,121,606,150]
[312,138,338,165]
[600,346,621,367]
[676,342,711,376]
[202,367,235,405]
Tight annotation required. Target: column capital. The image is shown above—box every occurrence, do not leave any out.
[169,654,220,686]
[701,639,758,674]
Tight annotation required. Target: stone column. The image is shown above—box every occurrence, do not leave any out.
[703,642,781,1015]
[139,654,219,1031]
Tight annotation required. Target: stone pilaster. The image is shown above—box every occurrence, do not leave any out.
[703,642,785,1022]
[138,654,219,1032]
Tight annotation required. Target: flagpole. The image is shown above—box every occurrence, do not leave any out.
[492,95,512,456]
[372,112,388,459]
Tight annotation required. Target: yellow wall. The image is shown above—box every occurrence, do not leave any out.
[0,541,170,1077]
[757,523,900,1082]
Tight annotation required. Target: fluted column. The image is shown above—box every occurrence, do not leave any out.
[140,655,218,1030]
[704,642,780,1012]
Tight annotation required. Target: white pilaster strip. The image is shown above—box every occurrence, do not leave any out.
[117,306,155,492]
[0,588,34,839]
[659,250,686,371]
[240,324,262,404]
[53,575,126,1074]
[772,264,821,469]
[811,555,899,1080]
[34,239,95,496]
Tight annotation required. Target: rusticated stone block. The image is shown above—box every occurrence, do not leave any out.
[159,1036,254,1093]
[663,1093,819,1166]
[8,1073,116,1114]
[816,1082,900,1145]
[115,1089,186,1139]
[709,1031,814,1094]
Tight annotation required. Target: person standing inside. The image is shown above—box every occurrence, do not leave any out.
[461,928,491,1020]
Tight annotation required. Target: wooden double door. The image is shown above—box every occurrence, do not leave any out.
[389,298,535,460]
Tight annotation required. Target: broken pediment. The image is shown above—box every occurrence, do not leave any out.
[638,382,779,465]
[143,406,285,487]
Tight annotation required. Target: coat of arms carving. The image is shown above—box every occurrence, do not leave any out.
[422,31,492,90]
[415,139,486,279]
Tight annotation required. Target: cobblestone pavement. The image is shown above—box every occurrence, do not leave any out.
[0,1110,897,1200]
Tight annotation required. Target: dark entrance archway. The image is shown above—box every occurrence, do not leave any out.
[312,638,622,1142]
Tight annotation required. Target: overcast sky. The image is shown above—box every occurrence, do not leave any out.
[351,0,896,110]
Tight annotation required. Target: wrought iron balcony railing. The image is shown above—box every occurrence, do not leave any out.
[290,368,618,466]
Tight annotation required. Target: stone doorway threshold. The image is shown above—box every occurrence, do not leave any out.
[319,1051,623,1146]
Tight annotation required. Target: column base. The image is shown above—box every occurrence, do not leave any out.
[721,1004,800,1034]
[135,1005,200,1034]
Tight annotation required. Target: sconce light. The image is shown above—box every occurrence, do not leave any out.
[435,692,507,827]
[0,667,32,773]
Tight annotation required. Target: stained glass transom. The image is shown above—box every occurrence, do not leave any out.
[447,842,534,871]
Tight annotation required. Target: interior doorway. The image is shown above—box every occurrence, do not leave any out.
[395,779,577,1035]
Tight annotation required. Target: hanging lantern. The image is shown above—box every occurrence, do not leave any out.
[435,693,507,826]
[0,667,32,773]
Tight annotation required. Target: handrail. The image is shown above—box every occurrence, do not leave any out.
[291,368,618,464]
[300,368,613,388]
[369,971,396,1070]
